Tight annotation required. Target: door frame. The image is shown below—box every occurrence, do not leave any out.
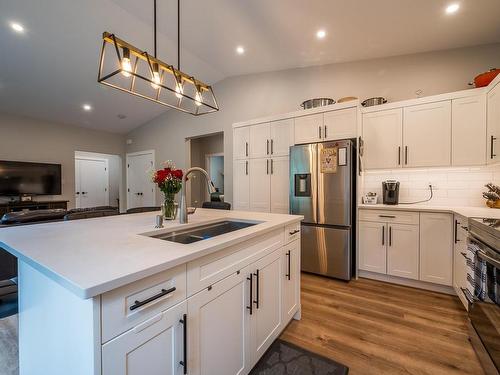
[126,149,156,210]
[75,156,110,208]
[204,152,224,201]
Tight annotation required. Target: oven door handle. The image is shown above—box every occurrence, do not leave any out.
[477,250,500,269]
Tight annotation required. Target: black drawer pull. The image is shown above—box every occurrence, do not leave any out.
[247,273,253,315]
[179,314,187,374]
[130,286,176,311]
[289,229,300,235]
[253,269,260,309]
[378,215,396,219]
[286,250,291,281]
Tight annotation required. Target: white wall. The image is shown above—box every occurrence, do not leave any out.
[126,43,500,206]
[362,165,500,207]
[0,113,125,208]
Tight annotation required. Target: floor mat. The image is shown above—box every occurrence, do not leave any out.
[250,339,349,375]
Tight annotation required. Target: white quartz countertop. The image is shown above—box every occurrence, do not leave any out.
[0,209,302,299]
[358,204,500,219]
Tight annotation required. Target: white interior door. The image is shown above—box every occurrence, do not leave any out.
[127,151,155,210]
[75,158,109,208]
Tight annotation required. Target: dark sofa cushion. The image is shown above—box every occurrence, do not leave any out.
[1,209,67,224]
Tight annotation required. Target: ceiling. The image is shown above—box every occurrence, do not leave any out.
[1,0,499,133]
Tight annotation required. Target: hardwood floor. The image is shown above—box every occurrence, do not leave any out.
[280,273,484,375]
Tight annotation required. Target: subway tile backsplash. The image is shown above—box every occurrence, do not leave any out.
[362,164,500,207]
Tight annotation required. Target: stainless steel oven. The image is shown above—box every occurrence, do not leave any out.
[468,218,500,375]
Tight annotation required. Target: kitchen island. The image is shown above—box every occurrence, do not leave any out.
[0,208,303,375]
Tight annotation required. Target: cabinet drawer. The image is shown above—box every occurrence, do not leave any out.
[285,222,301,244]
[101,264,187,343]
[358,209,419,225]
[187,228,283,296]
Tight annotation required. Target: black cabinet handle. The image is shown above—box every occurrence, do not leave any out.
[319,126,322,139]
[405,146,408,165]
[491,135,497,159]
[247,273,253,315]
[179,314,187,374]
[378,215,396,219]
[245,142,248,157]
[289,229,300,235]
[271,139,274,154]
[382,226,385,246]
[245,161,248,175]
[398,146,401,165]
[286,250,291,281]
[266,159,269,175]
[130,286,176,311]
[271,159,274,174]
[389,226,392,247]
[76,192,80,195]
[324,125,327,139]
[253,269,260,309]
[460,225,469,231]
[454,220,459,244]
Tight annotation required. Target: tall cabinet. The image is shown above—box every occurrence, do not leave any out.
[233,119,293,213]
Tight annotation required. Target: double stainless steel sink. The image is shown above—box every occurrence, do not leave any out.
[150,220,258,244]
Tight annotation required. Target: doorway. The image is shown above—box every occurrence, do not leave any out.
[126,150,156,210]
[74,151,122,209]
[187,132,224,207]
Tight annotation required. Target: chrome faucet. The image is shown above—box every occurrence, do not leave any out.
[179,167,217,224]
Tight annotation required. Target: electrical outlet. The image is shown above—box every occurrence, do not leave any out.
[428,183,436,190]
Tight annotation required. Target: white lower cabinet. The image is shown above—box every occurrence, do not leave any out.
[102,301,187,375]
[359,221,387,274]
[187,270,250,375]
[282,240,300,323]
[386,224,419,280]
[420,213,453,286]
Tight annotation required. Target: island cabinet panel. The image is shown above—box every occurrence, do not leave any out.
[102,301,186,375]
[186,228,284,296]
[419,212,453,286]
[248,249,283,367]
[101,264,187,343]
[282,239,300,324]
[187,268,251,375]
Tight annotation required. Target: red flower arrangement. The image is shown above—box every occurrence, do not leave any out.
[151,161,184,195]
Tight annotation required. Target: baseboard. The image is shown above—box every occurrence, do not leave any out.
[358,270,456,295]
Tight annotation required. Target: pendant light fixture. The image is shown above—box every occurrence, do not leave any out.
[97,0,219,115]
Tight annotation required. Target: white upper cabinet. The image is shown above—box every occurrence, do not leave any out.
[294,113,323,144]
[233,159,250,211]
[420,212,453,286]
[362,108,403,169]
[403,101,452,167]
[270,156,289,214]
[249,123,271,158]
[487,82,500,164]
[233,127,250,160]
[452,95,487,166]
[270,119,294,156]
[323,107,357,141]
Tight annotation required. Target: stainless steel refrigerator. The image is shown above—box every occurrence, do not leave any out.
[290,139,355,280]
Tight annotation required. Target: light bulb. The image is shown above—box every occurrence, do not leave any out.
[151,63,161,89]
[194,90,203,106]
[121,48,132,77]
[175,81,184,99]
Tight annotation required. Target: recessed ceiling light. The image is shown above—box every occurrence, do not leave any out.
[10,22,24,33]
[445,3,460,14]
[316,30,326,39]
[236,46,245,55]
[82,104,92,111]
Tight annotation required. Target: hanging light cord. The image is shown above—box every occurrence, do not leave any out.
[153,0,157,58]
[177,0,181,70]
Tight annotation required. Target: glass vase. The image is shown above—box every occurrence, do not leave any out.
[162,193,177,220]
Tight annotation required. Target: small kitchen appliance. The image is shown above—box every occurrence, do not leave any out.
[382,180,400,205]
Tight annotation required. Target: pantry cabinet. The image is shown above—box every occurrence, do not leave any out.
[419,212,453,286]
[452,95,487,166]
[249,158,271,212]
[487,81,500,164]
[362,108,403,169]
[233,159,249,210]
[270,156,290,214]
[233,127,250,160]
[403,101,451,167]
[102,301,187,375]
[270,119,294,156]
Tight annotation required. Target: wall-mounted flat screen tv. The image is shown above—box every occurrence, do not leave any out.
[0,160,62,196]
